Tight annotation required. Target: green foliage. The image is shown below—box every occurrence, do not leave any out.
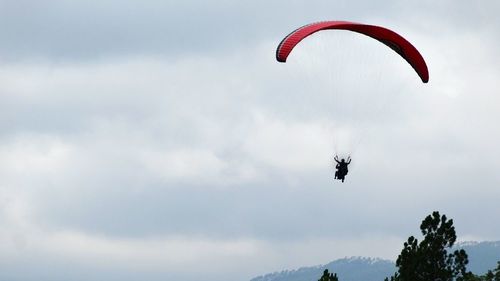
[318,269,339,281]
[481,261,500,281]
[461,261,500,281]
[495,261,500,281]
[388,211,470,281]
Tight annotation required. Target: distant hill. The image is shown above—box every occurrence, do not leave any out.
[250,257,395,281]
[455,241,500,274]
[250,241,500,281]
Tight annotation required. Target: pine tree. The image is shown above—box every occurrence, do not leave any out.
[388,211,470,281]
[318,269,339,281]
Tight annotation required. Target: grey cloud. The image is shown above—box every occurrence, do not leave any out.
[6,0,497,61]
[0,0,307,60]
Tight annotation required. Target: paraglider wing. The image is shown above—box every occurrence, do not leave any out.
[276,21,429,83]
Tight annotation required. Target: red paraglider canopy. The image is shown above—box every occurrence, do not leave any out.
[276,21,429,83]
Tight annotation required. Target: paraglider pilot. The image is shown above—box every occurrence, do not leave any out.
[334,155,351,182]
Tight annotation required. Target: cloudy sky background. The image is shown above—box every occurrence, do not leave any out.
[1,1,500,280]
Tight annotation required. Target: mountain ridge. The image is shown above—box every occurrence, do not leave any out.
[250,241,500,281]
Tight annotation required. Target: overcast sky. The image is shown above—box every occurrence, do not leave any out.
[1,1,500,281]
